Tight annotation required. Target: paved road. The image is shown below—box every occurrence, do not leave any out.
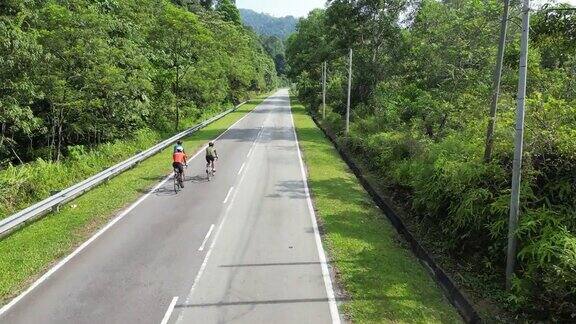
[0,90,341,324]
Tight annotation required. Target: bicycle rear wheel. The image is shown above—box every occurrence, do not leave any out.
[178,172,184,188]
[173,172,180,193]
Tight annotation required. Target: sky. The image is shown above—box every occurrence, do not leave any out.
[534,0,576,7]
[236,0,326,17]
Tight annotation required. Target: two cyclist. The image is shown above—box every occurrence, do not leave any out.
[171,140,218,183]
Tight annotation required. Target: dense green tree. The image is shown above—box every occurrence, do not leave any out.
[532,5,576,69]
[0,17,43,164]
[325,0,409,102]
[170,0,214,11]
[215,0,240,25]
[0,0,277,164]
[149,4,207,130]
[261,36,287,75]
[287,0,576,320]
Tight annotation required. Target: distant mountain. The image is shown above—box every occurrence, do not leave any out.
[239,9,298,40]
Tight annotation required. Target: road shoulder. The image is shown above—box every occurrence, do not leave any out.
[290,97,462,323]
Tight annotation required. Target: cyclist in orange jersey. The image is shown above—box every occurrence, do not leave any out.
[172,147,188,185]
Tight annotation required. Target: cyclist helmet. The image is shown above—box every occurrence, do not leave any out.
[177,140,183,145]
[176,147,184,152]
[209,142,214,147]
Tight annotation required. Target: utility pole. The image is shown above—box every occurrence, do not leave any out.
[506,0,530,291]
[346,49,352,135]
[322,62,327,119]
[484,0,511,162]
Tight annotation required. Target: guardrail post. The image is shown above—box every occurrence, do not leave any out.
[50,190,61,212]
[134,151,143,167]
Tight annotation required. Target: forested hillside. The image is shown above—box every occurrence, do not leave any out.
[239,8,297,40]
[239,9,293,77]
[0,0,277,217]
[287,0,576,321]
[261,35,287,76]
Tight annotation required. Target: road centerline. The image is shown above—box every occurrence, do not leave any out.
[237,162,246,175]
[223,187,234,204]
[176,148,254,323]
[198,224,215,252]
[175,89,340,323]
[175,104,267,323]
[160,297,179,324]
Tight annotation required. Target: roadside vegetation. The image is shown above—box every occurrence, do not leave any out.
[0,99,263,305]
[286,0,576,321]
[291,98,461,323]
[0,109,208,220]
[0,0,277,218]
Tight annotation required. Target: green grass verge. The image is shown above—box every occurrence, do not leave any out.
[291,98,462,323]
[0,98,265,305]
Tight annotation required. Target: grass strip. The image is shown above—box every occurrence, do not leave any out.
[0,98,265,304]
[291,98,462,323]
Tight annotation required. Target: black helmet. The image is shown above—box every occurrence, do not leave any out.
[177,140,183,145]
[209,142,214,147]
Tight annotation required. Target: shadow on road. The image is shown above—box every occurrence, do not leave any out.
[175,295,400,308]
[218,260,358,268]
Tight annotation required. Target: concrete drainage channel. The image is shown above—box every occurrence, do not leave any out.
[310,115,481,324]
[0,101,248,239]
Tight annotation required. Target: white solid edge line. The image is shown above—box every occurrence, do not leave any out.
[223,187,234,204]
[160,296,179,324]
[198,224,215,252]
[0,94,271,317]
[0,174,172,317]
[288,96,341,324]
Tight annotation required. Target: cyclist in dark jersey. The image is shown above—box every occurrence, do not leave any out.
[205,142,218,172]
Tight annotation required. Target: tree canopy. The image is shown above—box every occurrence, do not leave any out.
[0,0,277,165]
[287,0,576,320]
[216,0,241,25]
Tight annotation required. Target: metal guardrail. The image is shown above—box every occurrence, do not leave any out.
[0,102,247,238]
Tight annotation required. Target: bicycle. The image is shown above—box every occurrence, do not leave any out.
[173,165,186,193]
[206,156,219,181]
[206,163,215,181]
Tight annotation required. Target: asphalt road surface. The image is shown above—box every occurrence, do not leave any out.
[0,89,341,324]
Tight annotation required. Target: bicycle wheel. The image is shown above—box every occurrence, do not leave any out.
[174,171,183,193]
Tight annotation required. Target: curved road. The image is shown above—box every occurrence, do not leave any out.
[0,90,341,324]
